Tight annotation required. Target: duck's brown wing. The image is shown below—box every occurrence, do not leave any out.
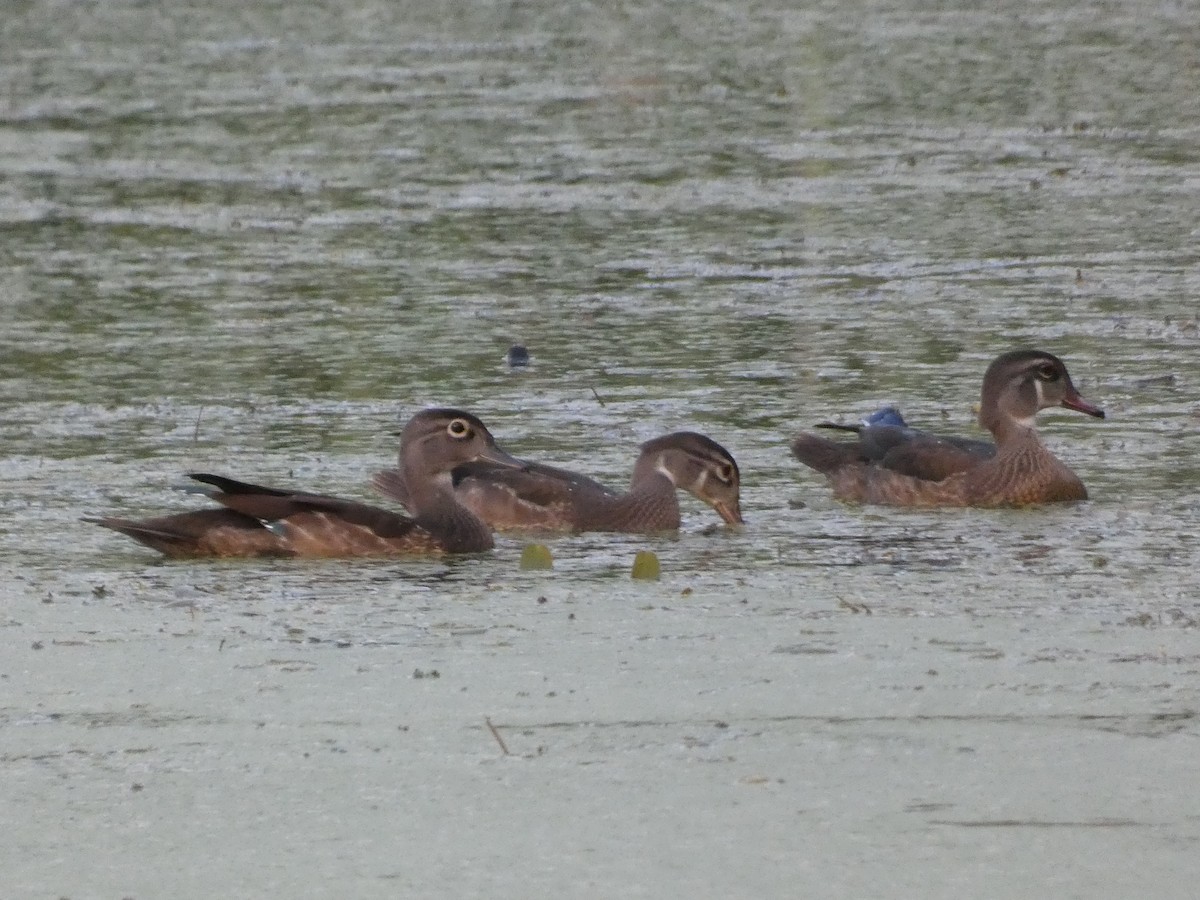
[372,461,616,531]
[193,474,461,556]
[791,428,992,505]
[799,426,995,482]
[877,435,995,481]
[460,460,614,499]
[87,474,463,558]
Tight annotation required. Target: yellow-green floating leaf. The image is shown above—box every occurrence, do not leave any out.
[520,543,554,571]
[631,550,661,581]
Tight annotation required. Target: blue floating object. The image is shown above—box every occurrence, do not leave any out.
[506,344,531,367]
[862,406,907,428]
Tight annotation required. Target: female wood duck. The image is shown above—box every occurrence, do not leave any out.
[373,431,744,533]
[86,409,524,558]
[790,350,1105,507]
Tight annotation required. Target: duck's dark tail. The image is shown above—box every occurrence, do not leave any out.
[83,509,282,559]
[790,433,861,475]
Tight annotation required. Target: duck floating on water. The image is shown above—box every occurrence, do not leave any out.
[86,409,523,558]
[790,349,1105,507]
[374,431,743,533]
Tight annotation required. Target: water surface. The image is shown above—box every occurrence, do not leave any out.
[2,1,1198,897]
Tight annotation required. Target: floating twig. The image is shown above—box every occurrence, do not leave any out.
[485,716,511,756]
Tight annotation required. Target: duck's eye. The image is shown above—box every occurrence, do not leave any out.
[717,464,734,483]
[1036,364,1060,382]
[447,418,472,438]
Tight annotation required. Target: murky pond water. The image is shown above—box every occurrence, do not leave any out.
[2,1,1199,897]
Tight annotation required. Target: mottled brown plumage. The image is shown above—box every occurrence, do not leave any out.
[86,409,523,558]
[373,431,744,533]
[790,350,1105,507]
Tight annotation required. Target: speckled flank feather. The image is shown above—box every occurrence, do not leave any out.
[822,438,1088,508]
[567,475,683,532]
[455,477,580,531]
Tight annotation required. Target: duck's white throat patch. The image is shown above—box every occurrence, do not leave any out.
[655,457,678,485]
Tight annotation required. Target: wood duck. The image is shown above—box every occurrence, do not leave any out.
[85,409,524,558]
[790,350,1105,507]
[373,431,744,533]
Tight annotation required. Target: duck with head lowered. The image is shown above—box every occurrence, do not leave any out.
[790,349,1105,507]
[374,430,744,533]
[85,408,524,558]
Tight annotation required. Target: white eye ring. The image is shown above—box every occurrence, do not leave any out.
[447,419,471,438]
